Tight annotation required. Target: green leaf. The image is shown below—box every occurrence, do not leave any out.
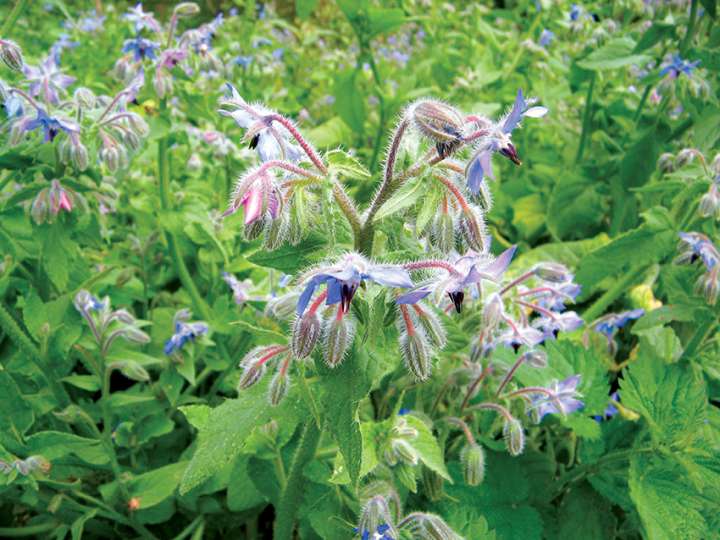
[366,8,406,37]
[25,431,110,465]
[577,37,652,71]
[373,177,425,221]
[60,374,101,392]
[634,326,683,364]
[326,149,371,179]
[700,0,717,19]
[71,510,98,540]
[620,359,706,447]
[316,345,372,485]
[179,382,303,494]
[546,174,605,240]
[0,372,35,437]
[128,461,189,509]
[247,232,327,273]
[227,454,266,511]
[296,0,319,19]
[404,415,451,480]
[629,454,708,540]
[634,23,676,52]
[333,69,365,133]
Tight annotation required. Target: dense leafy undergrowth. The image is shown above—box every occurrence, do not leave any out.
[0,0,719,539]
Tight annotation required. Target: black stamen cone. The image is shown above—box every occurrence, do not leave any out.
[249,133,260,149]
[448,291,465,313]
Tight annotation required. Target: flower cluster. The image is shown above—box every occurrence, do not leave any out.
[74,290,150,356]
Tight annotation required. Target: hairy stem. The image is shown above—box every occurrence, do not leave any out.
[273,420,322,540]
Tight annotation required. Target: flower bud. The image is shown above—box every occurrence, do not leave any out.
[322,311,353,368]
[123,130,141,152]
[31,189,49,225]
[244,216,266,240]
[400,331,432,381]
[699,184,720,219]
[174,2,200,16]
[71,142,89,171]
[459,205,488,252]
[422,468,444,502]
[238,362,266,389]
[265,291,300,320]
[263,213,288,251]
[409,100,465,158]
[503,417,525,456]
[521,348,547,368]
[291,311,321,359]
[187,153,202,172]
[357,496,397,540]
[391,419,419,439]
[0,39,24,71]
[73,87,96,108]
[121,326,151,344]
[697,269,719,306]
[533,262,572,283]
[391,438,419,465]
[418,513,463,540]
[268,370,289,406]
[657,152,675,173]
[675,148,697,167]
[413,305,447,349]
[460,444,485,486]
[128,114,149,137]
[475,180,494,212]
[117,361,151,382]
[712,153,720,175]
[238,346,282,389]
[431,212,456,253]
[101,146,120,173]
[482,292,505,330]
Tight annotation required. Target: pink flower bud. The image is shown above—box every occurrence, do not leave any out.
[291,311,321,359]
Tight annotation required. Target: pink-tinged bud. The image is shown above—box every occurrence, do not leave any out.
[412,305,447,349]
[291,311,321,359]
[237,345,285,390]
[460,444,485,486]
[533,262,572,283]
[322,309,353,368]
[482,293,505,330]
[48,180,73,215]
[431,212,456,253]
[268,370,289,406]
[503,417,525,456]
[238,361,266,389]
[521,348,548,368]
[0,39,24,71]
[400,331,432,381]
[422,468,444,502]
[459,205,488,252]
[409,100,465,158]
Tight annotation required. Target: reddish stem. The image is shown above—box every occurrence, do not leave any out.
[432,174,470,211]
[403,259,457,274]
[400,305,415,336]
[257,345,289,367]
[308,290,329,315]
[266,114,327,174]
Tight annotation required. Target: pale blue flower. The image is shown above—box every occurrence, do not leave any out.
[122,36,160,61]
[530,375,584,421]
[123,3,161,33]
[660,55,700,79]
[164,309,208,355]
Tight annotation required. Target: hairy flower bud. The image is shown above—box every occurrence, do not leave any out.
[699,184,720,219]
[291,311,321,359]
[0,39,24,71]
[263,213,288,251]
[413,305,447,349]
[657,152,675,173]
[322,311,353,367]
[460,444,485,486]
[244,217,266,240]
[391,438,419,466]
[101,146,120,173]
[401,331,432,381]
[533,262,572,283]
[675,148,697,167]
[174,2,200,16]
[71,142,89,171]
[357,496,397,540]
[268,370,289,406]
[422,468,444,502]
[431,212,456,253]
[73,87,96,108]
[482,292,505,330]
[503,417,525,456]
[116,360,151,382]
[697,269,719,306]
[238,346,283,390]
[406,513,462,540]
[391,419,419,439]
[265,292,300,320]
[521,348,548,368]
[459,205,488,252]
[410,100,465,158]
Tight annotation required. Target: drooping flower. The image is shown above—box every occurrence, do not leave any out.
[123,3,161,33]
[465,89,548,194]
[23,56,75,105]
[218,83,303,162]
[164,309,209,355]
[676,232,719,271]
[593,308,644,338]
[496,323,545,352]
[533,310,584,340]
[528,375,584,421]
[122,37,160,62]
[296,253,413,316]
[397,246,516,312]
[222,272,254,305]
[660,54,700,79]
[23,108,79,142]
[539,29,554,47]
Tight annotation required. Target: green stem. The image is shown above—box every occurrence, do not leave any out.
[273,420,322,540]
[682,315,718,361]
[0,0,29,37]
[680,0,698,55]
[575,72,596,164]
[581,265,644,322]
[0,302,69,407]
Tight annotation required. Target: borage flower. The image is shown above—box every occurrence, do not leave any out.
[222,272,254,305]
[20,107,79,143]
[219,83,304,162]
[593,308,644,338]
[296,253,413,316]
[676,232,719,270]
[23,56,75,105]
[164,309,209,355]
[122,37,160,62]
[660,54,700,79]
[398,246,516,313]
[465,89,548,193]
[123,3,161,33]
[527,375,584,422]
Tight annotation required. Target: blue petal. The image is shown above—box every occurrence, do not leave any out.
[502,88,525,134]
[297,275,330,315]
[396,288,432,304]
[325,278,343,305]
[466,155,485,194]
[365,265,413,288]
